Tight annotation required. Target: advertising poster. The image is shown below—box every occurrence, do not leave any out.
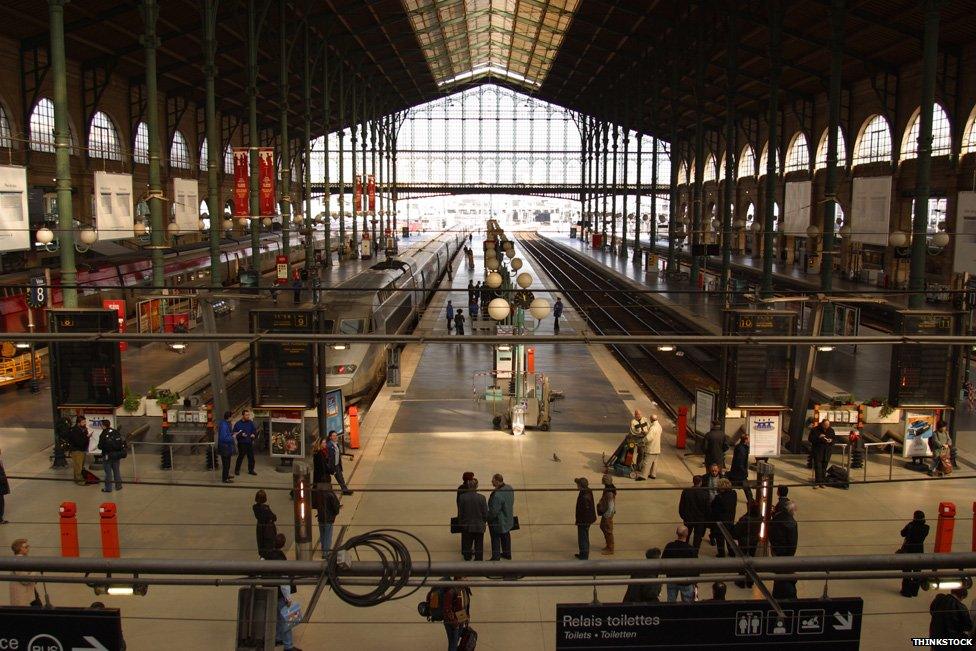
[353,175,363,213]
[93,172,134,241]
[275,255,288,284]
[325,388,345,438]
[367,174,376,213]
[747,410,781,457]
[270,412,304,458]
[233,148,249,217]
[783,180,812,236]
[695,389,715,436]
[0,165,29,252]
[258,147,276,216]
[82,410,115,454]
[954,191,976,275]
[903,411,937,458]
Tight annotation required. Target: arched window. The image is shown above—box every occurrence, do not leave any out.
[737,146,755,179]
[758,143,778,177]
[853,115,892,166]
[88,111,123,161]
[815,128,847,169]
[688,158,697,185]
[134,122,149,164]
[745,202,756,225]
[676,161,688,185]
[224,145,234,174]
[901,104,951,160]
[199,138,209,172]
[0,105,11,149]
[29,98,57,152]
[702,155,717,183]
[718,154,728,181]
[784,133,809,173]
[170,130,191,169]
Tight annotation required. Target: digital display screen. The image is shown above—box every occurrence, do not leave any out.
[48,309,123,407]
[889,312,954,406]
[727,310,796,407]
[250,310,317,408]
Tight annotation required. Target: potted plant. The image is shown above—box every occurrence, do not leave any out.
[154,388,181,411]
[117,386,144,416]
[863,397,900,423]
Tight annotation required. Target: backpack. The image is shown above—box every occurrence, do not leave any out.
[419,586,468,624]
[419,587,448,622]
[597,493,613,517]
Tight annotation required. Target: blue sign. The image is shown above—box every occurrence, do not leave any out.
[325,388,345,437]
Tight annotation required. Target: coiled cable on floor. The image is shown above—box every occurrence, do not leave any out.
[326,528,431,607]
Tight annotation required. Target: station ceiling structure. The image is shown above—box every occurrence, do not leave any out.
[0,0,974,140]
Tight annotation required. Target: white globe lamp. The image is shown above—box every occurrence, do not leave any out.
[262,217,272,228]
[931,231,950,248]
[485,271,502,288]
[222,219,233,230]
[806,225,820,238]
[133,222,148,236]
[36,227,55,244]
[487,298,511,322]
[486,257,500,271]
[79,228,98,245]
[888,230,908,248]
[529,297,550,321]
[516,272,533,289]
[511,258,523,271]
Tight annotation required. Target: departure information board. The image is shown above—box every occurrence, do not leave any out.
[889,311,955,406]
[726,310,796,408]
[250,309,316,408]
[48,309,123,407]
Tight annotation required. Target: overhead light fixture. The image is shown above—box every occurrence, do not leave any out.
[332,344,347,351]
[92,582,149,597]
[15,342,30,350]
[168,342,187,352]
[816,345,835,352]
[656,345,675,352]
[924,577,973,591]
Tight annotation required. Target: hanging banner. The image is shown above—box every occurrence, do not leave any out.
[367,174,376,213]
[783,180,811,236]
[258,147,276,216]
[171,178,199,234]
[0,165,29,252]
[353,175,363,213]
[851,176,892,246]
[954,191,976,275]
[747,410,781,457]
[903,411,937,458]
[232,148,249,217]
[92,172,134,241]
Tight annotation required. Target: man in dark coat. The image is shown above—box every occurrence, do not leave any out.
[769,501,799,599]
[929,588,973,638]
[709,479,737,558]
[253,490,278,559]
[809,418,836,488]
[574,477,597,560]
[313,480,341,559]
[326,431,352,495]
[457,478,487,561]
[726,433,753,502]
[733,501,764,588]
[66,416,91,486]
[0,445,9,524]
[678,475,710,550]
[900,510,930,597]
[96,420,125,493]
[703,420,727,469]
[623,548,662,603]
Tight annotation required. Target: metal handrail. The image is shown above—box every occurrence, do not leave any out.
[128,440,217,482]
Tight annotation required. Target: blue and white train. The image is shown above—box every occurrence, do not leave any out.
[322,229,467,401]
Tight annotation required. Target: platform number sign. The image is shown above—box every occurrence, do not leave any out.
[26,270,46,308]
[250,309,317,408]
[889,311,955,407]
[726,309,797,408]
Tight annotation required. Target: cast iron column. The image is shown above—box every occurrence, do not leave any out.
[692,33,706,288]
[601,122,609,243]
[337,67,346,261]
[247,0,263,270]
[278,2,292,260]
[634,131,642,263]
[611,124,619,250]
[821,0,845,331]
[49,0,77,306]
[141,0,165,290]
[721,10,737,296]
[621,127,630,256]
[360,95,368,240]
[762,0,782,296]
[650,136,658,256]
[350,80,358,253]
[302,32,313,273]
[322,57,332,267]
[203,0,222,286]
[908,0,944,309]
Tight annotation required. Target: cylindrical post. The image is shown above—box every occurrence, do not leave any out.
[348,404,360,450]
[278,2,292,262]
[338,67,346,261]
[49,0,77,306]
[634,131,642,263]
[59,501,79,557]
[601,123,609,243]
[908,0,944,309]
[762,0,782,296]
[247,0,262,270]
[302,35,313,275]
[322,58,332,267]
[99,502,120,558]
[692,30,706,287]
[141,0,165,290]
[203,0,222,287]
[821,0,845,332]
[620,127,629,256]
[291,461,313,561]
[676,406,688,449]
[611,124,619,250]
[721,11,737,297]
[350,80,358,252]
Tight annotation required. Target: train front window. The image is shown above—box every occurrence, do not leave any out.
[339,319,365,335]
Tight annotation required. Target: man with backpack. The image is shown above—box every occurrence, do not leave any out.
[97,420,125,493]
[420,578,474,651]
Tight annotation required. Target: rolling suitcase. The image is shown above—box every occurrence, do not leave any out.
[825,465,849,489]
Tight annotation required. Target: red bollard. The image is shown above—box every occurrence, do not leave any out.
[348,406,360,450]
[59,501,79,557]
[99,502,120,558]
[527,347,536,374]
[676,406,688,449]
[934,501,956,553]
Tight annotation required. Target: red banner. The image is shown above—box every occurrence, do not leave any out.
[275,254,288,284]
[233,148,249,217]
[353,175,363,213]
[367,174,376,213]
[102,299,127,352]
[258,147,276,217]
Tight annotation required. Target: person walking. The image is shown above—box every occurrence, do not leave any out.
[703,420,727,469]
[678,475,710,550]
[312,436,330,485]
[622,548,662,603]
[217,411,235,483]
[929,420,951,476]
[312,480,341,558]
[457,478,487,561]
[638,414,662,480]
[487,474,514,561]
[574,477,596,559]
[727,433,753,502]
[9,538,36,606]
[929,588,973,639]
[453,308,465,336]
[233,409,258,476]
[456,471,476,555]
[809,418,836,488]
[710,479,737,558]
[96,420,125,493]
[899,510,930,597]
[662,525,698,602]
[553,297,564,333]
[253,489,278,559]
[769,501,799,599]
[66,416,91,486]
[446,301,455,332]
[326,431,352,495]
[442,579,473,651]
[0,446,8,524]
[267,534,302,651]
[598,474,617,555]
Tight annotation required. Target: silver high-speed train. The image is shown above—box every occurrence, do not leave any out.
[322,229,467,401]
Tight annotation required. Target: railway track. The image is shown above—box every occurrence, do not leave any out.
[517,232,719,420]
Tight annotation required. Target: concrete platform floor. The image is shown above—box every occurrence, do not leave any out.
[0,232,971,650]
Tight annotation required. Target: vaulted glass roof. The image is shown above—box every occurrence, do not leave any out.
[402,0,579,89]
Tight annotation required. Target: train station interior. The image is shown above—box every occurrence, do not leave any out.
[0,1,973,650]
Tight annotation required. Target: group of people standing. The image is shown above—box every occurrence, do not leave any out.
[61,415,127,492]
[573,474,619,558]
[455,472,516,562]
[216,409,259,483]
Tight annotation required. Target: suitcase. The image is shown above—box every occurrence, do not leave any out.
[459,626,478,650]
[825,465,849,489]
